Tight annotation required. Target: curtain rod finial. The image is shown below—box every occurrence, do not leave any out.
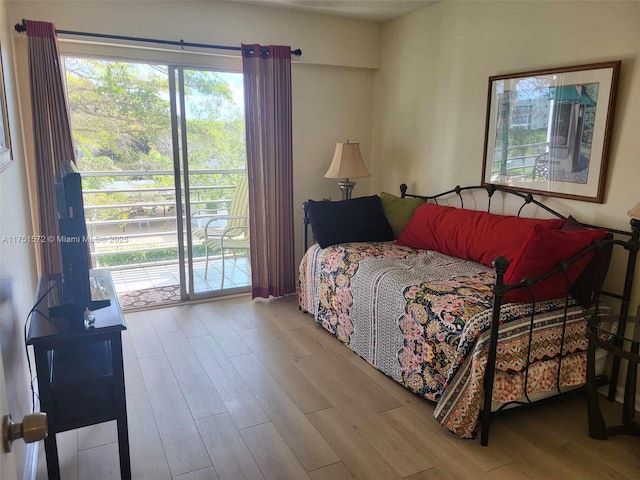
[291,48,302,57]
[15,20,27,33]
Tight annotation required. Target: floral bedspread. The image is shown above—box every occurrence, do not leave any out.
[299,241,588,438]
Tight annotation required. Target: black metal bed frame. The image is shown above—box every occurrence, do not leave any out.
[301,184,639,445]
[398,184,640,445]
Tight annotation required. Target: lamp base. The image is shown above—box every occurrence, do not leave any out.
[337,181,356,200]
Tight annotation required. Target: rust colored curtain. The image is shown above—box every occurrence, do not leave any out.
[27,20,77,275]
[242,44,295,298]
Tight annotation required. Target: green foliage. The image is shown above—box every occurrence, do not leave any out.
[65,59,170,167]
[582,84,599,135]
[509,128,546,147]
[84,191,130,222]
[95,247,180,267]
[93,245,221,268]
[64,57,248,250]
[65,57,246,173]
[183,69,233,120]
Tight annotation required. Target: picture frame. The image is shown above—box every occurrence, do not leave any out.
[481,61,621,203]
[0,42,13,172]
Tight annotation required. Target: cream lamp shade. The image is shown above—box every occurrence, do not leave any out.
[324,141,370,200]
[627,202,640,220]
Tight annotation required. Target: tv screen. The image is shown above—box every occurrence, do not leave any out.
[51,161,109,321]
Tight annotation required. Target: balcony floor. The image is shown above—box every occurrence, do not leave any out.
[109,256,250,296]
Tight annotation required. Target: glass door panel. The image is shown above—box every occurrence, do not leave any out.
[64,58,181,300]
[170,66,250,298]
[64,56,248,303]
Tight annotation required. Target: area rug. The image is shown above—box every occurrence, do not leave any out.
[117,284,181,311]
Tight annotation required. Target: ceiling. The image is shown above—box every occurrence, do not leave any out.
[228,0,438,22]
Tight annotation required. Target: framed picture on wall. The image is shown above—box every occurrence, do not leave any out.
[0,42,13,172]
[481,61,621,203]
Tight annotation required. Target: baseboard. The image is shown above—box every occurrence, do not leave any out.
[22,441,38,480]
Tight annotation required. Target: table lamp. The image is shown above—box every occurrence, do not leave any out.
[324,140,370,200]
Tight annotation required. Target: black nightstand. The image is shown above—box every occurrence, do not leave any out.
[27,269,130,479]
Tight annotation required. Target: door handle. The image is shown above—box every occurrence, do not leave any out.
[2,413,48,452]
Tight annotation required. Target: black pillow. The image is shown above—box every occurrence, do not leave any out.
[307,195,395,248]
[562,216,614,307]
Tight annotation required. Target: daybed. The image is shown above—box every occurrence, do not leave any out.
[299,185,639,445]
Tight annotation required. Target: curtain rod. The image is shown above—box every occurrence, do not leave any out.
[14,20,302,57]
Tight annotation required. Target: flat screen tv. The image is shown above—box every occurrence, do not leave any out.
[51,160,109,321]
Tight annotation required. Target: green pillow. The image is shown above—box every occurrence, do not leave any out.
[380,192,426,238]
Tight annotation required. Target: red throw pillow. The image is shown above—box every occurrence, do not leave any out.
[559,216,614,307]
[502,224,607,303]
[396,203,565,267]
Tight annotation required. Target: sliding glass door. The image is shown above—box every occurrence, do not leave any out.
[64,57,249,302]
[169,66,250,299]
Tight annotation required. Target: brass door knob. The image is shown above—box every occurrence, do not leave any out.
[2,413,48,452]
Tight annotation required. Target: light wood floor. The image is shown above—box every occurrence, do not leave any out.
[36,295,640,480]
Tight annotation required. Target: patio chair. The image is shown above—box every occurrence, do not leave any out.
[532,151,549,180]
[191,176,250,287]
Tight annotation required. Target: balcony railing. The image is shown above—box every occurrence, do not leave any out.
[80,168,246,269]
[490,141,549,177]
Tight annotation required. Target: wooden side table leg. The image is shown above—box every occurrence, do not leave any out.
[43,432,61,480]
[33,347,61,478]
[117,415,131,480]
[112,336,131,480]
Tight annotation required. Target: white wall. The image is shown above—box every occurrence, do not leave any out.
[0,0,39,477]
[372,0,640,303]
[9,0,381,69]
[7,0,381,266]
